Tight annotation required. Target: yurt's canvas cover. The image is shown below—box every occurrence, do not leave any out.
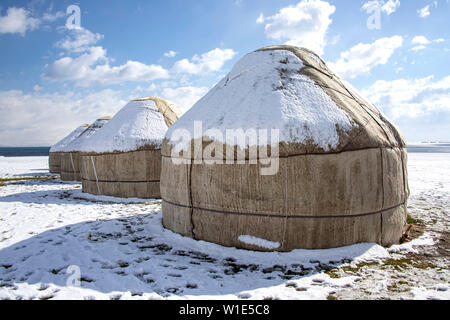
[48,124,89,174]
[79,97,182,198]
[161,45,409,251]
[60,117,111,181]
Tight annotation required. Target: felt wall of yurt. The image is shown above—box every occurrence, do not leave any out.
[160,45,409,252]
[79,97,182,199]
[60,117,111,181]
[49,124,90,174]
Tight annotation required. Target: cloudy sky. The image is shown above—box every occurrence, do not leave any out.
[0,0,449,146]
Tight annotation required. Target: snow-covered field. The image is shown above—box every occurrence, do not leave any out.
[0,154,448,300]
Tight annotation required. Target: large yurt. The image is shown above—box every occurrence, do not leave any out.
[60,117,111,181]
[161,45,409,251]
[49,124,90,174]
[79,97,182,199]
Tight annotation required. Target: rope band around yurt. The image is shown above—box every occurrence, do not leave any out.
[69,153,76,179]
[162,198,406,220]
[81,178,160,183]
[90,156,101,195]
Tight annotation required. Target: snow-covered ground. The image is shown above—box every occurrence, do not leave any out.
[0,154,448,300]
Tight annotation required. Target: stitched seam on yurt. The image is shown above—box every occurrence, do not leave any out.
[399,151,407,198]
[298,57,393,144]
[187,163,196,239]
[333,76,394,146]
[162,198,405,220]
[81,178,160,183]
[281,161,289,250]
[301,61,389,141]
[380,148,385,240]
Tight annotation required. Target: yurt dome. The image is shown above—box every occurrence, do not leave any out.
[160,45,409,251]
[60,117,111,181]
[48,124,90,174]
[79,97,182,199]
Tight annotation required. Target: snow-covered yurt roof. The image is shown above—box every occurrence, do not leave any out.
[50,124,90,152]
[60,117,111,153]
[78,97,183,154]
[165,45,405,156]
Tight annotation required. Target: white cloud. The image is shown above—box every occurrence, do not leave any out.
[362,0,401,15]
[260,0,336,55]
[411,36,431,45]
[381,0,401,14]
[417,2,437,18]
[42,11,65,22]
[410,45,426,52]
[161,86,209,111]
[418,5,431,18]
[56,27,104,53]
[0,89,126,146]
[43,46,169,86]
[164,50,177,58]
[0,7,40,35]
[329,36,403,79]
[410,36,445,51]
[361,75,450,141]
[361,75,450,119]
[256,13,265,24]
[172,48,236,75]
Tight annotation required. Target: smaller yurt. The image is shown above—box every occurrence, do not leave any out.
[78,97,182,199]
[49,124,90,174]
[60,117,111,181]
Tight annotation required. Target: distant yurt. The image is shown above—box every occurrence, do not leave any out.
[79,97,182,198]
[161,45,409,251]
[60,117,111,181]
[49,124,90,174]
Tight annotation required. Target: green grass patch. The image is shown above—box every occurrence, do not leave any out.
[387,281,412,293]
[381,257,437,271]
[325,261,380,278]
[382,258,412,270]
[325,270,341,279]
[342,261,380,274]
[407,214,424,225]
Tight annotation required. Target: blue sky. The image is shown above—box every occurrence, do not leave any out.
[0,0,449,146]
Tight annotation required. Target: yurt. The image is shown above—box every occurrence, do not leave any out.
[161,45,409,251]
[79,97,182,199]
[60,117,111,181]
[49,124,90,174]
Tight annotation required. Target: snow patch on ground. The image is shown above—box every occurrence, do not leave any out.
[0,154,449,300]
[71,190,158,204]
[388,233,436,254]
[238,235,280,250]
